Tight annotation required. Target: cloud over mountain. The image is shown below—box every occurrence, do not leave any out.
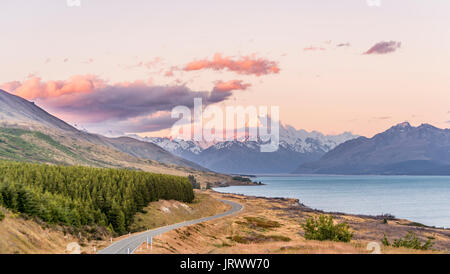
[1,75,247,133]
[0,75,105,100]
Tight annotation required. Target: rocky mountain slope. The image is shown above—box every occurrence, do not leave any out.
[144,125,357,174]
[295,122,450,175]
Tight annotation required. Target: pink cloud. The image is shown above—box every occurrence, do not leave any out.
[1,75,240,131]
[0,81,22,92]
[183,53,280,76]
[1,75,105,100]
[145,57,163,69]
[213,80,251,92]
[163,66,178,77]
[303,46,326,52]
[164,70,174,77]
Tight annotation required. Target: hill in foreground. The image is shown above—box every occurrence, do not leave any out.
[0,89,206,171]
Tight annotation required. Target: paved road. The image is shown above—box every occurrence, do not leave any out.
[98,199,243,254]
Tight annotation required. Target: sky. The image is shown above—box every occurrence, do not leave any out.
[1,0,450,138]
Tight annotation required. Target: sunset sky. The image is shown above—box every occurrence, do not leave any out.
[1,0,450,138]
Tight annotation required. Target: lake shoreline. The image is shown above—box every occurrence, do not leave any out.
[136,190,450,253]
[213,175,450,229]
[213,188,449,230]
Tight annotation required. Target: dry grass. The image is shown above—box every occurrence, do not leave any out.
[134,190,450,254]
[3,187,448,254]
[0,206,113,254]
[0,207,76,254]
[130,191,231,232]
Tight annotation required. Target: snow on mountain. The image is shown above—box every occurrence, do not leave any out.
[295,122,450,175]
[278,125,356,153]
[143,124,356,155]
[137,123,358,174]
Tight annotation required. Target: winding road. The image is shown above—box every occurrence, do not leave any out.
[98,199,243,254]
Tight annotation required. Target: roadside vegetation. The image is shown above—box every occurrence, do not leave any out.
[301,214,353,242]
[130,192,230,232]
[0,160,194,235]
[382,231,433,250]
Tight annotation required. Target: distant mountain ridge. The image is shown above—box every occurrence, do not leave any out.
[295,122,450,175]
[140,125,357,174]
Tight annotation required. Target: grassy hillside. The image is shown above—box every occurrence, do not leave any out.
[130,192,231,232]
[0,126,236,187]
[0,206,76,254]
[0,128,76,163]
[0,127,126,167]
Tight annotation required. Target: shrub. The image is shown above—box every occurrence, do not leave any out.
[382,233,390,246]
[229,235,250,244]
[188,175,201,189]
[382,231,433,250]
[0,210,5,222]
[301,214,353,242]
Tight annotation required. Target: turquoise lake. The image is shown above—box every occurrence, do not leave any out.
[214,175,450,228]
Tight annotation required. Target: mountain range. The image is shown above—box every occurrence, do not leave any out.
[137,126,357,174]
[295,122,450,175]
[2,88,450,176]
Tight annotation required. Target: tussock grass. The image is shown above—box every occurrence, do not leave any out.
[242,216,281,230]
[229,233,291,244]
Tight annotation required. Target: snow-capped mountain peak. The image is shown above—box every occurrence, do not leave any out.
[135,123,358,174]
